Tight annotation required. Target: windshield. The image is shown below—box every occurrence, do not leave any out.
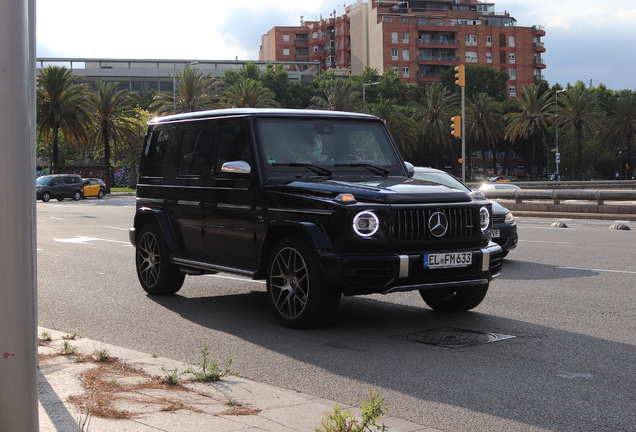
[257,119,402,176]
[36,177,52,186]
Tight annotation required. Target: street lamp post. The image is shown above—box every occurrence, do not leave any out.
[173,61,199,114]
[555,89,566,177]
[363,81,379,112]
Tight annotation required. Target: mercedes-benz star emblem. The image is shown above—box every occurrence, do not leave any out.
[428,212,448,237]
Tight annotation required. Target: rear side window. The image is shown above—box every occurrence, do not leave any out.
[141,128,175,177]
[177,127,211,176]
[63,176,79,184]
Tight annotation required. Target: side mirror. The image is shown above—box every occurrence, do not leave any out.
[221,160,251,176]
[403,161,415,177]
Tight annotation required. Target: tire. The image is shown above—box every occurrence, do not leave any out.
[501,250,509,259]
[73,191,82,201]
[419,283,489,313]
[135,224,185,295]
[42,192,51,202]
[266,236,340,329]
[97,190,104,199]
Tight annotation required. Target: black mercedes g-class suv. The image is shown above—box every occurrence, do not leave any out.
[129,108,502,328]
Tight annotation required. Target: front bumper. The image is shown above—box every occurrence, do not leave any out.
[318,242,502,295]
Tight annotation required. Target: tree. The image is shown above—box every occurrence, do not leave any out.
[601,89,636,179]
[310,78,362,112]
[261,64,312,108]
[558,85,604,180]
[223,78,279,107]
[150,66,222,115]
[504,84,553,180]
[36,66,91,173]
[412,83,459,168]
[112,107,152,188]
[129,89,157,111]
[440,64,509,102]
[87,81,138,193]
[368,99,417,158]
[220,61,263,87]
[465,93,505,178]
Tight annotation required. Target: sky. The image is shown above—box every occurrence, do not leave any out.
[36,0,636,91]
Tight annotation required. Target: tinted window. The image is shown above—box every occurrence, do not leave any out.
[36,177,52,186]
[63,176,79,184]
[177,127,211,176]
[141,128,175,177]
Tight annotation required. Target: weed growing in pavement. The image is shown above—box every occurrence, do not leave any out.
[76,406,91,432]
[92,348,110,362]
[38,331,51,345]
[160,366,188,386]
[226,398,237,406]
[61,340,77,355]
[188,339,240,382]
[316,387,390,432]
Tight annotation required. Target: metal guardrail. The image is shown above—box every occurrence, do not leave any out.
[482,189,636,205]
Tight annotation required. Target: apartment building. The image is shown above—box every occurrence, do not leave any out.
[260,0,546,97]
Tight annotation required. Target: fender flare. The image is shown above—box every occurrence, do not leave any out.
[133,207,180,252]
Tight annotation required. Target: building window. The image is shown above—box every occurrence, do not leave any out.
[486,35,492,46]
[509,52,516,64]
[403,66,410,78]
[400,18,408,23]
[465,34,477,46]
[508,35,515,48]
[384,17,393,22]
[282,34,290,42]
[486,51,492,63]
[283,48,290,56]
[509,68,516,80]
[391,48,399,60]
[465,51,478,63]
[509,85,516,97]
[313,46,319,53]
[393,66,399,74]
[391,32,398,43]
[402,32,409,43]
[312,32,318,39]
[402,49,410,60]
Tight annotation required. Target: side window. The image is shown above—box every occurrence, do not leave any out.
[140,127,175,178]
[176,127,211,176]
[51,177,61,186]
[215,121,253,175]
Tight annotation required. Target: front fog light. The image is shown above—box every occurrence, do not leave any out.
[353,211,379,237]
[479,206,490,233]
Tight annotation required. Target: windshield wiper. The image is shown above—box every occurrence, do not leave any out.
[333,163,390,177]
[272,163,333,176]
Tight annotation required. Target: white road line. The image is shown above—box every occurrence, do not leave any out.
[559,266,636,275]
[49,217,64,220]
[105,226,128,231]
[54,236,129,245]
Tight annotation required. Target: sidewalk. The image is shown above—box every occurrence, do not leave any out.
[38,327,438,432]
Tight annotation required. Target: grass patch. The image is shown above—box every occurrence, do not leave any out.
[111,187,135,193]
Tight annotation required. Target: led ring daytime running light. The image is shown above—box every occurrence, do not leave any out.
[353,211,380,237]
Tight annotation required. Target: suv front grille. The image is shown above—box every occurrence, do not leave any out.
[393,207,477,241]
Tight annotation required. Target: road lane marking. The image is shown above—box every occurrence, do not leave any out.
[105,226,129,231]
[50,217,64,220]
[54,236,129,245]
[558,266,636,275]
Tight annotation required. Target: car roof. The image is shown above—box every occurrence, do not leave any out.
[148,108,378,125]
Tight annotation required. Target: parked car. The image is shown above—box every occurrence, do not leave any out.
[129,108,502,328]
[36,174,84,202]
[413,167,517,258]
[488,175,516,182]
[83,178,106,199]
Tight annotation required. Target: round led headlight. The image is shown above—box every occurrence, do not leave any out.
[479,206,491,233]
[353,211,380,237]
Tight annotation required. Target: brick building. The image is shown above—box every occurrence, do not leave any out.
[260,0,546,97]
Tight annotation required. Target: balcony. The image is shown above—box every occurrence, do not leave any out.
[534,58,546,68]
[417,38,459,48]
[534,75,546,82]
[294,53,309,59]
[533,25,546,36]
[533,42,546,52]
[416,19,457,30]
[294,37,309,45]
[417,71,440,81]
[418,54,460,64]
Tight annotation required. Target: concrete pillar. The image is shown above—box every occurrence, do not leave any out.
[0,0,39,430]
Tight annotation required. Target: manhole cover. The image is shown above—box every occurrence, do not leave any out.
[395,327,515,348]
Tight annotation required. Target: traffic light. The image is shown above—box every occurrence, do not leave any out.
[454,64,465,87]
[451,115,461,138]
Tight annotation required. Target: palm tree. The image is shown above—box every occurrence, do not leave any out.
[466,93,505,179]
[558,86,604,180]
[223,78,279,108]
[504,84,553,180]
[36,66,90,173]
[413,83,459,168]
[601,90,636,179]
[87,81,137,193]
[310,78,362,112]
[369,98,418,158]
[151,66,222,115]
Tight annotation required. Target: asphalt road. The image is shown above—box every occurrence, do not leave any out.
[36,195,636,432]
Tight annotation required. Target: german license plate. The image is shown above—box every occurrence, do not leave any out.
[424,252,472,269]
[492,229,500,238]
